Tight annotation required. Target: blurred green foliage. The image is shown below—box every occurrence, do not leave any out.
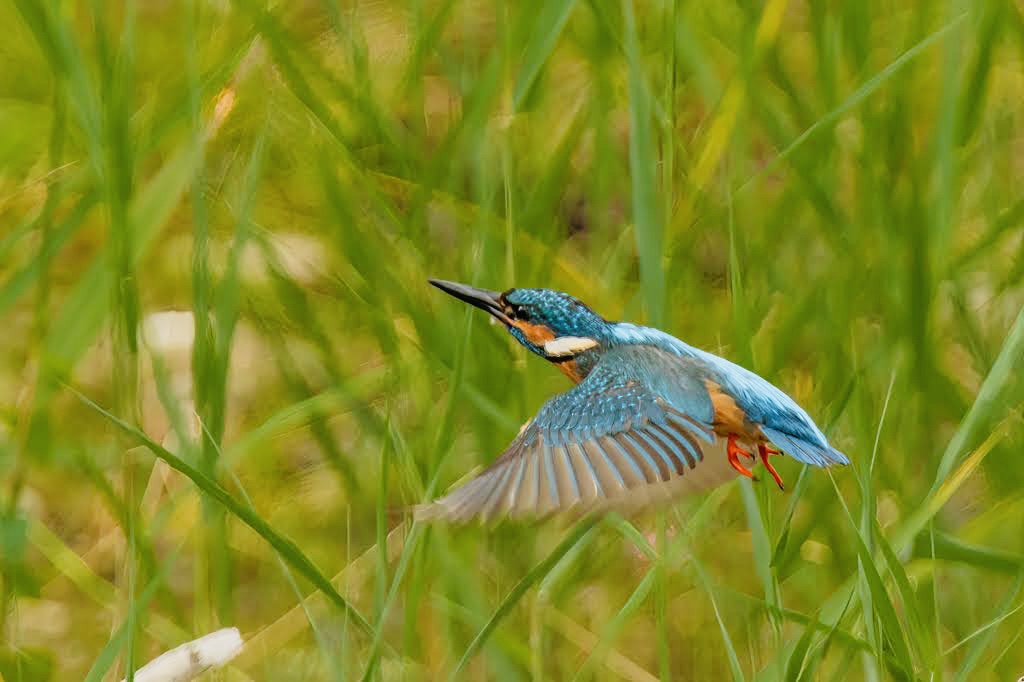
[1,0,1023,679]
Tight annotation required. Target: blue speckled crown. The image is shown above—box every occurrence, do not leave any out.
[503,288,608,339]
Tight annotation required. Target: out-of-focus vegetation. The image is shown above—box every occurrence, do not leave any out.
[1,0,1023,679]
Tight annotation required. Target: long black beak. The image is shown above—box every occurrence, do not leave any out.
[429,279,512,325]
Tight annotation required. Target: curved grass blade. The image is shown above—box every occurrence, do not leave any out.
[952,573,1024,680]
[691,555,744,682]
[830,479,915,677]
[449,515,601,680]
[737,12,968,194]
[931,303,1024,489]
[875,519,937,669]
[69,386,377,640]
[544,606,658,682]
[784,588,857,681]
[512,0,578,111]
[622,0,664,326]
[570,564,660,682]
[914,532,1024,574]
[83,543,182,682]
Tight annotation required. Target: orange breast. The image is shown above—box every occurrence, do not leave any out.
[554,358,583,383]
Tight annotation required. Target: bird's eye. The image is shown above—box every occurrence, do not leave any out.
[502,303,528,321]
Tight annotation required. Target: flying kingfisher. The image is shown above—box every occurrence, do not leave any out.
[419,279,849,522]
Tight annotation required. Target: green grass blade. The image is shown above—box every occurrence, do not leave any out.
[952,573,1024,680]
[69,386,378,639]
[740,480,781,630]
[83,544,182,682]
[874,519,937,669]
[449,516,601,680]
[931,304,1024,489]
[570,564,659,681]
[691,556,745,682]
[831,479,915,677]
[622,0,664,326]
[512,0,577,110]
[914,532,1024,574]
[737,13,968,194]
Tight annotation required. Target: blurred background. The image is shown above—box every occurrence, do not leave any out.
[2,0,1023,679]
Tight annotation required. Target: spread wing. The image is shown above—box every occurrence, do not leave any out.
[417,347,738,522]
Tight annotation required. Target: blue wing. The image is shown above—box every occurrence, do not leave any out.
[417,347,730,522]
[609,324,849,468]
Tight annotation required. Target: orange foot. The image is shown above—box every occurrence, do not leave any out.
[758,444,785,490]
[726,434,756,479]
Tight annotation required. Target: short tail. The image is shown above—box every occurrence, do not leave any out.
[761,427,850,468]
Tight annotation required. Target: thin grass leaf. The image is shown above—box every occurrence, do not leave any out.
[83,544,182,682]
[740,480,781,630]
[913,532,1024,574]
[785,589,858,681]
[449,516,601,681]
[512,0,578,111]
[229,470,346,681]
[358,296,487,681]
[784,614,820,681]
[874,519,937,669]
[69,386,378,639]
[223,376,385,465]
[952,573,1024,680]
[570,563,659,682]
[931,304,1024,489]
[737,13,968,194]
[544,607,659,682]
[232,524,407,671]
[691,556,745,682]
[622,0,664,325]
[896,422,1009,552]
[831,480,915,678]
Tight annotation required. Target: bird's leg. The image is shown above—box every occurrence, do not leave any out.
[726,434,755,479]
[757,444,785,490]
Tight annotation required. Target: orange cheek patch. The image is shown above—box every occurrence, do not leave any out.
[513,320,556,346]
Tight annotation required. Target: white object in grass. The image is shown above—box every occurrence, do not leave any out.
[123,627,243,682]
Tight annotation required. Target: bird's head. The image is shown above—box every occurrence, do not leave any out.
[430,279,609,372]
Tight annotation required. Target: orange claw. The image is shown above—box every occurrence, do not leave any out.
[758,444,785,490]
[727,434,755,479]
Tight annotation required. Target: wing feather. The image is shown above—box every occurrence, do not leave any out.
[599,435,646,486]
[481,456,518,518]
[505,455,528,512]
[634,430,682,476]
[648,423,696,469]
[553,443,581,506]
[521,453,540,515]
[568,442,604,500]
[618,431,668,481]
[540,442,560,511]
[582,440,626,493]
[417,347,742,522]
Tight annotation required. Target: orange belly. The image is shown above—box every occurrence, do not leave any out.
[705,379,763,441]
[554,358,583,383]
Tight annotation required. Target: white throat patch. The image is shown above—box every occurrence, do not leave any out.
[543,336,599,357]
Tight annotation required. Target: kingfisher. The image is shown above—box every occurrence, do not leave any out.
[419,279,849,522]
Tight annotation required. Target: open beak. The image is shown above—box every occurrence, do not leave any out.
[429,279,512,326]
